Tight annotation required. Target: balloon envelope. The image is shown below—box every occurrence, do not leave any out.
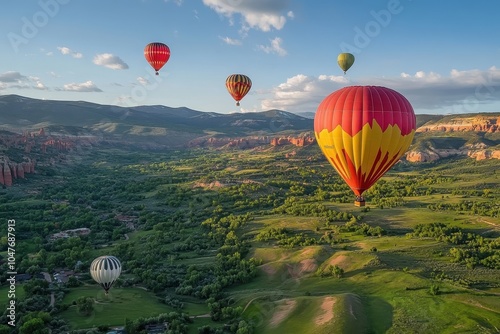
[226,74,252,106]
[314,85,416,198]
[144,42,170,75]
[337,53,355,74]
[90,255,122,294]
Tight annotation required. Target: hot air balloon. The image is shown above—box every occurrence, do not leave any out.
[337,53,355,74]
[144,42,170,75]
[90,255,122,294]
[226,74,252,106]
[314,86,416,206]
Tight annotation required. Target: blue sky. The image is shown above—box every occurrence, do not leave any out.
[1,0,500,115]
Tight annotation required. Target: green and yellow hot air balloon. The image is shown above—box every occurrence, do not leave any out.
[337,53,355,74]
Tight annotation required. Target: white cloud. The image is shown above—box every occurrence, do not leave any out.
[30,76,48,90]
[202,0,292,32]
[261,74,348,112]
[137,77,149,86]
[258,37,287,56]
[93,53,129,70]
[261,67,500,114]
[63,80,102,92]
[0,71,47,90]
[34,81,48,90]
[219,36,242,45]
[165,0,183,5]
[57,46,83,58]
[372,67,500,110]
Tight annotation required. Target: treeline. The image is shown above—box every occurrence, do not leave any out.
[255,219,386,249]
[272,196,355,222]
[427,200,499,218]
[255,227,318,248]
[408,222,500,269]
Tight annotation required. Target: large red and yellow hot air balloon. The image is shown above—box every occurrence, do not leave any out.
[314,86,416,206]
[226,74,252,106]
[144,42,170,75]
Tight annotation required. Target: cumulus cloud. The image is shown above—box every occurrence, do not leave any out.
[33,82,48,90]
[57,46,83,58]
[219,36,242,45]
[63,80,102,92]
[30,76,48,90]
[0,71,47,90]
[203,0,292,32]
[0,71,27,83]
[93,53,129,70]
[258,37,287,56]
[261,67,500,114]
[261,74,348,112]
[371,67,500,111]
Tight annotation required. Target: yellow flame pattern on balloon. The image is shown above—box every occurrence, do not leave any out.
[315,120,415,195]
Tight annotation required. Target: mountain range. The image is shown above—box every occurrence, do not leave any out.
[0,94,312,138]
[0,94,499,162]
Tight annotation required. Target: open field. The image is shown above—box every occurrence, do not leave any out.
[59,287,173,330]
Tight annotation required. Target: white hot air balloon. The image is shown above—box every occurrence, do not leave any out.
[89,255,122,294]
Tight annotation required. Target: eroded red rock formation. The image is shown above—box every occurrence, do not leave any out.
[3,164,12,187]
[417,116,500,133]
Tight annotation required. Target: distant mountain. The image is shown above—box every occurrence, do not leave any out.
[295,111,315,119]
[0,94,312,138]
[1,94,499,161]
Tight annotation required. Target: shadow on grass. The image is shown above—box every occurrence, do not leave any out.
[363,295,393,334]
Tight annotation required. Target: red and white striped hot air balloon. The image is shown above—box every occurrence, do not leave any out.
[144,42,170,75]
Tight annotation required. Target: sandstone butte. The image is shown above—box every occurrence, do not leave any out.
[0,161,36,187]
[405,115,500,162]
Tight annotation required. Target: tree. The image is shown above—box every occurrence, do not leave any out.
[66,276,81,288]
[76,297,94,316]
[19,318,49,334]
[429,284,440,296]
[332,265,344,278]
[0,324,11,334]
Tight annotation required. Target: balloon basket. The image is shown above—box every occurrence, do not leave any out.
[354,200,366,207]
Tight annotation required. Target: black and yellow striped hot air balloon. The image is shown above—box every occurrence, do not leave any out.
[226,74,252,106]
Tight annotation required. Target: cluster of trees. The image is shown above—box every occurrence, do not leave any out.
[0,279,69,333]
[338,220,387,237]
[427,200,499,218]
[408,222,500,269]
[272,196,355,222]
[255,227,318,248]
[316,264,344,278]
